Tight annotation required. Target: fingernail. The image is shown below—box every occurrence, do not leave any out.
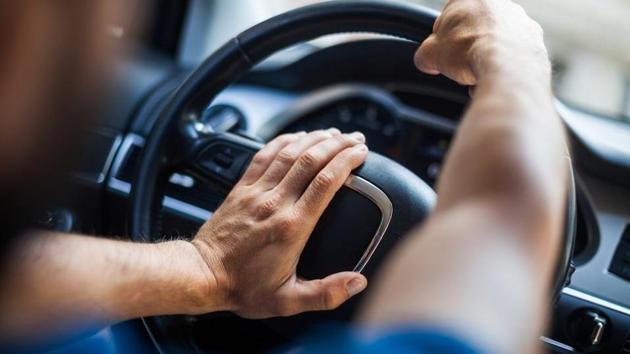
[355,144,368,153]
[327,127,341,135]
[349,132,365,143]
[346,276,367,297]
[297,131,307,136]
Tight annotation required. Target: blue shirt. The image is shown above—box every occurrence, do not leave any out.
[15,325,482,353]
[287,326,482,354]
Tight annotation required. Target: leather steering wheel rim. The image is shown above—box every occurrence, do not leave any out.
[128,1,576,352]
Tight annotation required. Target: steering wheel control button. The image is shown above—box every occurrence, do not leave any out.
[567,309,608,352]
[198,143,253,185]
[169,173,195,188]
[213,152,234,169]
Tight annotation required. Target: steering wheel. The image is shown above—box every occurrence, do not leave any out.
[129,1,576,352]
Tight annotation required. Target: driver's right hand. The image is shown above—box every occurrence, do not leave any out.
[414,0,550,86]
[189,129,369,318]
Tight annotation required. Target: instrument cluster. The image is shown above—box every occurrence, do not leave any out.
[277,95,453,186]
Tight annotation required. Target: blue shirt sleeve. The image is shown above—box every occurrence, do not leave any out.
[285,325,483,354]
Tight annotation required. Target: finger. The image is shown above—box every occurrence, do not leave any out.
[414,34,441,75]
[432,8,445,32]
[239,132,306,185]
[258,129,340,189]
[296,144,368,219]
[458,68,478,86]
[277,132,365,199]
[280,272,367,315]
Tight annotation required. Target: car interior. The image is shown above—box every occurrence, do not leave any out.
[42,0,630,353]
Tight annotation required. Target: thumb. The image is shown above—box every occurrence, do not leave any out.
[283,272,368,315]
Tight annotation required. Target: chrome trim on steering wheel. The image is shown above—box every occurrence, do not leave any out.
[344,175,393,273]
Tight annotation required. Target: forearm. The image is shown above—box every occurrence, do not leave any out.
[437,58,567,263]
[360,3,569,352]
[361,75,567,350]
[360,205,548,354]
[0,232,218,344]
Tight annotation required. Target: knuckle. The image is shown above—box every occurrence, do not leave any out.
[334,133,354,146]
[432,14,442,32]
[312,130,333,140]
[255,194,281,218]
[241,193,256,210]
[321,288,338,310]
[276,213,297,235]
[274,133,294,145]
[276,148,297,165]
[428,35,440,49]
[443,6,467,28]
[251,151,270,166]
[276,133,292,142]
[313,171,336,191]
[228,187,253,206]
[416,37,439,67]
[344,146,364,162]
[297,150,320,169]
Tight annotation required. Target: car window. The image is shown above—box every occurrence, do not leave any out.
[201,0,630,124]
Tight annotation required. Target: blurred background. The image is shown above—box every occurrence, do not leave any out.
[170,0,630,124]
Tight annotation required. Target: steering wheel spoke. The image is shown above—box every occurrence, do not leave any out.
[181,132,263,194]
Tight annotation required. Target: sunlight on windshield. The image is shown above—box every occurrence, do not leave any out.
[205,0,630,123]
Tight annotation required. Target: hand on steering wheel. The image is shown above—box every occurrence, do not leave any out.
[415,0,549,86]
[190,129,369,318]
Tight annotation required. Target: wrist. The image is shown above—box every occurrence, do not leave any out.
[168,240,231,315]
[472,36,552,86]
[126,240,230,317]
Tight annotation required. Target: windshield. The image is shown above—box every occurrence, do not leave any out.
[199,0,630,124]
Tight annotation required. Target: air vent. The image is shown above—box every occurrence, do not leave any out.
[610,225,630,281]
[164,172,223,211]
[199,104,247,133]
[116,144,142,183]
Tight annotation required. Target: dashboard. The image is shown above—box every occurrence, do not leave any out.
[55,38,630,353]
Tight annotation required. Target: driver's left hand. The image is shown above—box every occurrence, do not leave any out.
[190,129,369,318]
